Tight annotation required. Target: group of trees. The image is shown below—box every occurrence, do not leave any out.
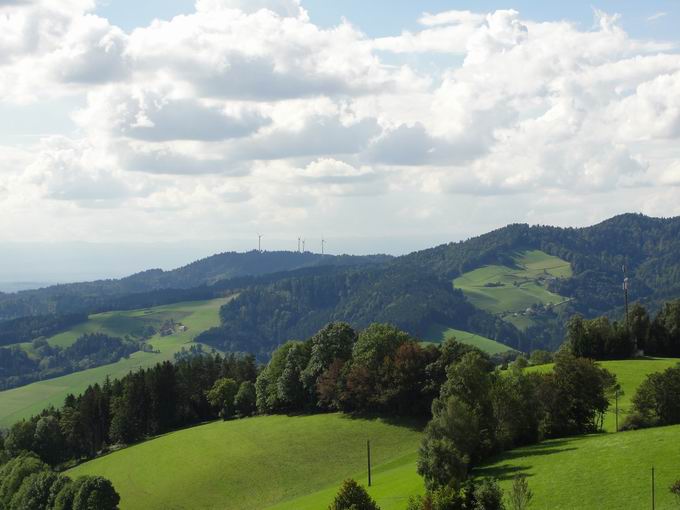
[0,333,139,390]
[2,353,257,466]
[254,322,487,418]
[0,453,119,510]
[328,475,533,510]
[416,351,615,500]
[0,314,87,348]
[565,300,680,359]
[624,364,680,430]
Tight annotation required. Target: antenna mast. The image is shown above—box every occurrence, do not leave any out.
[623,264,636,354]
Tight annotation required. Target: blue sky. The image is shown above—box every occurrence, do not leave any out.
[96,0,680,40]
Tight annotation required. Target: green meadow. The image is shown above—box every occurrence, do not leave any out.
[67,414,424,510]
[423,324,516,355]
[453,250,572,327]
[476,425,680,509]
[0,298,231,428]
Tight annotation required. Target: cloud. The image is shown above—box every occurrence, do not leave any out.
[1,4,680,244]
[195,0,303,18]
[234,115,381,161]
[647,12,667,22]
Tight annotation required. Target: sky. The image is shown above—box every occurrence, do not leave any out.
[0,0,679,283]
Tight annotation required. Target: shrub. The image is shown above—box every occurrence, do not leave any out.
[329,479,380,510]
[670,479,680,505]
[507,475,533,510]
[473,478,505,510]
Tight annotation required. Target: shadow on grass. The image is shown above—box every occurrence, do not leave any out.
[337,412,427,432]
[474,439,578,481]
[475,463,532,482]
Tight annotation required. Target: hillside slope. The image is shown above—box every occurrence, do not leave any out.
[476,425,680,509]
[0,252,390,320]
[198,214,680,354]
[67,414,423,510]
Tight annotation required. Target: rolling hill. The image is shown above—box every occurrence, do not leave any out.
[2,213,679,364]
[66,414,424,510]
[0,297,230,427]
[64,357,679,510]
[199,214,680,354]
[0,252,390,321]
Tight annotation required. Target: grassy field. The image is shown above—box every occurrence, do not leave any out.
[423,324,515,355]
[453,250,572,326]
[67,414,424,510]
[528,357,680,432]
[0,298,231,428]
[476,425,680,509]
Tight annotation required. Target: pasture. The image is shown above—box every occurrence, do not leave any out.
[67,414,424,510]
[453,250,572,327]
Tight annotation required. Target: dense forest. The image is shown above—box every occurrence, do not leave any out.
[0,252,390,320]
[196,265,522,359]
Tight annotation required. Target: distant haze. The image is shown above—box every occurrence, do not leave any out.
[0,235,450,291]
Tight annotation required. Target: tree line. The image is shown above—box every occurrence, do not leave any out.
[0,333,140,391]
[565,300,680,359]
[1,353,257,466]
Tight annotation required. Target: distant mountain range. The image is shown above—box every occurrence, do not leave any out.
[1,213,679,356]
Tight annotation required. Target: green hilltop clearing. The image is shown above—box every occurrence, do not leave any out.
[453,250,572,330]
[67,414,424,510]
[66,357,679,510]
[0,297,230,428]
[423,325,516,355]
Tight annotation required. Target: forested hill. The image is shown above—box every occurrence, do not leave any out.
[0,251,391,320]
[1,214,678,355]
[197,214,680,356]
[403,213,680,316]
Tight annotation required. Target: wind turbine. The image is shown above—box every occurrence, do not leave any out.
[302,239,306,252]
[321,237,326,255]
[297,237,301,253]
[257,233,263,253]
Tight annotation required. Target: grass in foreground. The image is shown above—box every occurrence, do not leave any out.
[67,414,424,510]
[0,298,231,427]
[453,250,572,321]
[476,424,680,509]
[423,324,515,355]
